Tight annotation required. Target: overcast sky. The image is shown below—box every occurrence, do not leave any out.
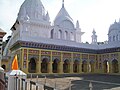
[0,0,120,43]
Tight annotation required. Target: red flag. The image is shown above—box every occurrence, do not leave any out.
[12,55,18,70]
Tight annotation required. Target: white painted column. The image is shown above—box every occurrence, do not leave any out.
[6,70,27,90]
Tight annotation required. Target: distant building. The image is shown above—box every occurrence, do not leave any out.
[0,28,6,69]
[2,0,120,74]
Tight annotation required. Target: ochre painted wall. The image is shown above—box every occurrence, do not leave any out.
[3,47,120,75]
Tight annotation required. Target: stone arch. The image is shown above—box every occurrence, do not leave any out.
[41,58,49,73]
[82,60,87,72]
[112,59,119,73]
[73,60,79,73]
[58,30,62,39]
[1,65,6,70]
[52,58,60,73]
[103,60,109,73]
[51,29,54,39]
[113,36,115,41]
[28,58,37,73]
[89,60,95,73]
[63,59,70,73]
[116,35,118,41]
[65,31,68,40]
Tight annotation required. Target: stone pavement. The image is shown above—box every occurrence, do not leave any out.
[69,74,120,90]
[29,74,120,90]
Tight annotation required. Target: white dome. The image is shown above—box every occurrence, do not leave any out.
[109,21,120,34]
[108,20,120,43]
[18,0,46,20]
[54,6,74,28]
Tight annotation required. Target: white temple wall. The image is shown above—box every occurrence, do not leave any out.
[76,32,82,43]
[55,26,76,41]
[20,22,51,40]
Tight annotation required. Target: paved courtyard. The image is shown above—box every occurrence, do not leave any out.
[30,74,120,90]
[69,74,120,90]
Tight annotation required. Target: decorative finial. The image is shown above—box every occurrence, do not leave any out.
[76,20,80,28]
[62,0,64,8]
[92,28,96,34]
[91,28,97,44]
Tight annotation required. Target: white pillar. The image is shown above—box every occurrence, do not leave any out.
[6,70,27,90]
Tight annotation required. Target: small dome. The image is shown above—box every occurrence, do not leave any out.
[109,21,120,33]
[54,5,74,26]
[18,0,46,20]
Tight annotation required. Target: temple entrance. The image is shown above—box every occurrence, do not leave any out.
[28,58,36,73]
[41,58,49,73]
[89,61,95,73]
[52,59,59,73]
[82,60,87,72]
[63,59,70,73]
[1,65,6,70]
[112,60,119,73]
[73,60,79,73]
[103,60,109,73]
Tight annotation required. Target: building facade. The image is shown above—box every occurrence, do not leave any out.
[2,0,120,74]
[0,28,6,68]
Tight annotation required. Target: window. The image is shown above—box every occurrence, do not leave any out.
[113,36,115,41]
[58,30,62,39]
[65,31,68,40]
[51,29,54,39]
[116,35,118,41]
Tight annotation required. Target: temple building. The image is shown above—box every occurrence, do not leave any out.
[1,0,120,74]
[0,28,6,69]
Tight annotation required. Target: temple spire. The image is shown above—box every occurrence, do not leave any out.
[62,0,64,8]
[91,29,97,44]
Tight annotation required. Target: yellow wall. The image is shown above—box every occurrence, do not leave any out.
[3,47,120,75]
